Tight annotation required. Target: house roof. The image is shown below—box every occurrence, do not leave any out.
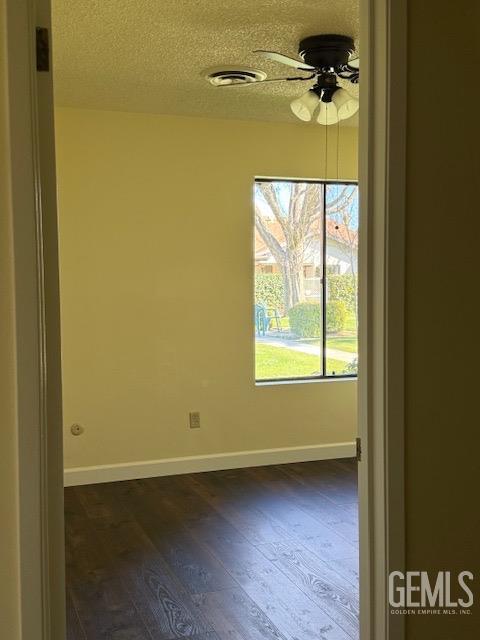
[255,218,358,263]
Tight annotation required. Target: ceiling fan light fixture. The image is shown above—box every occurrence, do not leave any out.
[332,88,359,120]
[290,90,320,121]
[317,101,340,125]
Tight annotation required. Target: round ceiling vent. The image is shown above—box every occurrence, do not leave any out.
[204,67,267,86]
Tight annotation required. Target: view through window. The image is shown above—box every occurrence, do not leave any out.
[254,179,358,381]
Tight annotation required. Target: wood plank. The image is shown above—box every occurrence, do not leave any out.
[90,515,216,639]
[261,465,359,544]
[183,473,291,545]
[339,502,358,520]
[258,541,358,639]
[193,588,288,640]
[328,459,358,478]
[66,588,86,640]
[190,516,352,640]
[245,469,357,562]
[66,460,359,640]
[276,464,358,506]
[324,556,360,589]
[65,495,153,639]
[74,483,124,519]
[74,481,219,640]
[259,478,359,545]
[115,478,238,594]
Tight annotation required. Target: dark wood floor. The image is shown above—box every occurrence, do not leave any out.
[65,459,359,640]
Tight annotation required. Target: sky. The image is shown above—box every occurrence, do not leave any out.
[255,180,359,231]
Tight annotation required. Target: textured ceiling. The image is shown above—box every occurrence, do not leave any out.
[52,0,359,125]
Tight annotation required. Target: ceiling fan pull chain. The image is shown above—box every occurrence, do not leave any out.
[325,110,328,179]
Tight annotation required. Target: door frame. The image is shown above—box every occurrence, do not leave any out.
[2,0,64,638]
[357,0,406,638]
[3,0,406,638]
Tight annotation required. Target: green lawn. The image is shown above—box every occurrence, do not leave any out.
[255,344,349,380]
[325,358,351,376]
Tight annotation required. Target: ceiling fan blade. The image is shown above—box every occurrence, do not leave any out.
[347,55,360,70]
[254,50,315,71]
[216,74,315,87]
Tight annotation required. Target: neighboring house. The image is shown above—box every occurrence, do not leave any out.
[255,219,358,277]
[324,219,358,275]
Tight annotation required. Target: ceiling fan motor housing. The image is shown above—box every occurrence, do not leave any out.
[299,34,355,70]
[310,73,338,102]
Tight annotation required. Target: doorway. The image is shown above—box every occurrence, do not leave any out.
[55,3,362,637]
[3,1,406,640]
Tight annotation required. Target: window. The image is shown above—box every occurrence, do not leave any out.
[254,179,358,382]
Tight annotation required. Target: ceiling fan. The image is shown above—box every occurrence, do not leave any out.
[206,34,360,125]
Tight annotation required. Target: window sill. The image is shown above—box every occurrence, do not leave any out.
[255,376,357,387]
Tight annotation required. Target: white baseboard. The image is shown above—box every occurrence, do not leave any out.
[64,441,356,487]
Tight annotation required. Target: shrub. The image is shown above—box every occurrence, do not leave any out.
[328,274,357,314]
[326,300,347,333]
[288,302,321,338]
[254,273,285,311]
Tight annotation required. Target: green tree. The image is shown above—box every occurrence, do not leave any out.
[255,181,357,311]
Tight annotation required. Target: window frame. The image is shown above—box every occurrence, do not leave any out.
[254,176,358,384]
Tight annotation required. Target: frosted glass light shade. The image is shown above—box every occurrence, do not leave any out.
[290,90,320,122]
[332,88,359,121]
[317,101,340,125]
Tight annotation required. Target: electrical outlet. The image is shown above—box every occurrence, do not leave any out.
[189,412,201,429]
[70,423,84,436]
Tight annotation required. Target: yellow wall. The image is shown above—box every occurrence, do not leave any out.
[55,108,358,470]
[405,2,480,638]
[0,3,21,634]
